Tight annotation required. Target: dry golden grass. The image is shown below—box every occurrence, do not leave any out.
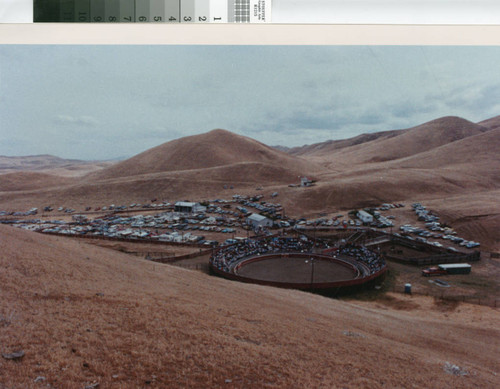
[0,171,74,191]
[1,225,499,388]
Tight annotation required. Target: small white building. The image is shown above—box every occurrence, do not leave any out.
[300,177,313,187]
[174,201,206,213]
[246,213,273,229]
[357,210,374,224]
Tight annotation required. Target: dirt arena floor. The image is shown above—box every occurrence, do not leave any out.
[235,256,358,283]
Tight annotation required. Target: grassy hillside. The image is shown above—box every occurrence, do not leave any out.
[1,225,498,388]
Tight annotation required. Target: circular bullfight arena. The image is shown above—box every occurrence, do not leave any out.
[209,235,387,295]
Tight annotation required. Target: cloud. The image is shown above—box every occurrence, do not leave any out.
[54,115,98,126]
[2,45,500,160]
[389,98,436,119]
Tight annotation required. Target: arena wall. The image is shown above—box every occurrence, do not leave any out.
[209,253,387,295]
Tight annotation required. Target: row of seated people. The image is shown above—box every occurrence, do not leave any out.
[337,243,386,274]
[210,236,327,272]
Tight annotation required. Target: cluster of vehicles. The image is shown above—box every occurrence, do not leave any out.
[34,202,173,215]
[2,195,283,246]
[295,215,347,228]
[294,203,403,230]
[1,197,483,253]
[0,207,39,217]
[399,203,480,250]
[4,213,218,244]
[379,203,405,211]
[412,203,439,223]
[232,194,283,218]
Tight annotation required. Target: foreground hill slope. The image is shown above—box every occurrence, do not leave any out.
[90,129,320,180]
[1,225,498,388]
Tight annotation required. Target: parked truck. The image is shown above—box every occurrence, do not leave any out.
[422,263,471,276]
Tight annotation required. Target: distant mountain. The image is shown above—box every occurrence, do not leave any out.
[290,116,490,166]
[0,154,114,176]
[478,115,500,131]
[0,154,83,171]
[271,145,291,153]
[385,127,500,170]
[288,129,402,156]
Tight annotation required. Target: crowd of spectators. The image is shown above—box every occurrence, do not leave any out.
[210,236,326,272]
[338,243,385,274]
[211,237,385,276]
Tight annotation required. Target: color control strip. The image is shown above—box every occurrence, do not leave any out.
[34,0,271,23]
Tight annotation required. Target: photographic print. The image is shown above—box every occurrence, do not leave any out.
[1,30,499,388]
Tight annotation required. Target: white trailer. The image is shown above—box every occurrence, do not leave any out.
[357,210,374,224]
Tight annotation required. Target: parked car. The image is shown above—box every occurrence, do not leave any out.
[422,266,448,277]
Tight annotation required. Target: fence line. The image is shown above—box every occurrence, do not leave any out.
[146,248,213,263]
[39,230,206,248]
[172,263,208,271]
[385,250,480,266]
[391,285,498,308]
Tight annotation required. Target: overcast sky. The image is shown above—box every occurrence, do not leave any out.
[1,45,499,160]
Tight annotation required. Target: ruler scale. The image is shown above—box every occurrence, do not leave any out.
[60,0,74,22]
[165,0,180,23]
[120,0,135,22]
[195,0,209,23]
[89,0,104,23]
[74,0,90,22]
[135,0,150,22]
[105,0,120,23]
[149,0,165,23]
[180,0,195,23]
[33,1,271,23]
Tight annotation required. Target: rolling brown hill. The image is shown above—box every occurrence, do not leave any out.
[385,127,500,169]
[478,115,500,131]
[0,130,324,210]
[291,116,490,167]
[0,154,114,176]
[0,154,82,170]
[1,224,498,388]
[288,124,500,208]
[89,129,321,181]
[288,129,402,157]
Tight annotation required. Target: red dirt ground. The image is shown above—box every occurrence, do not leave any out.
[235,256,358,283]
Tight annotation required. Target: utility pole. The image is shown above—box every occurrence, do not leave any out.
[310,257,315,289]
